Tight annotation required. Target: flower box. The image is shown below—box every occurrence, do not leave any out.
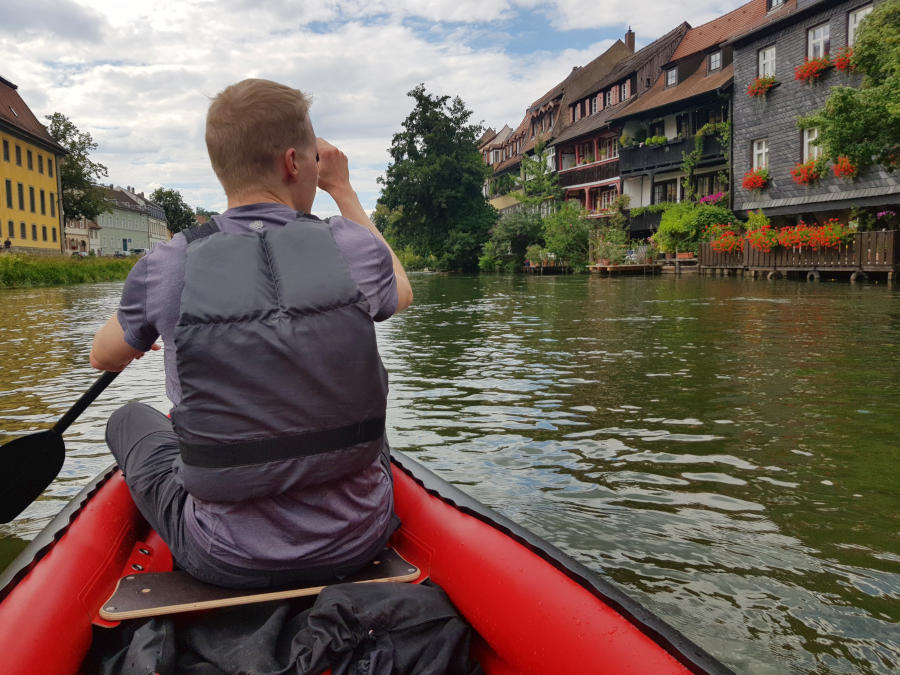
[747,76,777,97]
[791,159,825,185]
[833,46,854,72]
[741,167,769,191]
[832,155,857,179]
[794,56,831,83]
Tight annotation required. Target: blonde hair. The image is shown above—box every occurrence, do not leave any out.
[206,79,313,195]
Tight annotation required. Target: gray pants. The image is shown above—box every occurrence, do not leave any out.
[106,401,393,588]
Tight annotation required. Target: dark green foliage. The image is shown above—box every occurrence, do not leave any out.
[542,200,592,270]
[483,210,544,271]
[656,203,736,253]
[490,173,517,197]
[799,0,900,170]
[517,140,562,206]
[376,85,496,271]
[150,187,195,234]
[45,113,112,221]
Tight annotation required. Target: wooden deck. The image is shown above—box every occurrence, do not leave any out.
[699,231,899,282]
[588,263,663,276]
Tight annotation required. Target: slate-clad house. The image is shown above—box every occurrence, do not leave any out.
[730,0,899,221]
[550,25,689,219]
[612,0,773,236]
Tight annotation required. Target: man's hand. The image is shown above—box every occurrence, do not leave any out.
[316,138,352,199]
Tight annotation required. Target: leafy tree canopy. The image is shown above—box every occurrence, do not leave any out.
[150,187,195,234]
[195,207,220,217]
[799,0,900,170]
[517,140,562,206]
[542,200,592,270]
[45,112,112,221]
[377,85,497,271]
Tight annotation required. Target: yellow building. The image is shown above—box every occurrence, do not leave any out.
[0,75,66,254]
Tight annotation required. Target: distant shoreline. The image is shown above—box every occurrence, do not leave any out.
[0,253,138,289]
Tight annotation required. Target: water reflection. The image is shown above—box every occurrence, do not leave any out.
[0,275,898,673]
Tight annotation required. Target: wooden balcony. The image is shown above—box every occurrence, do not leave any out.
[558,159,619,188]
[619,136,723,176]
[699,230,899,281]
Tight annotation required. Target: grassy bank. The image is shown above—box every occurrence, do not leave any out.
[0,254,139,288]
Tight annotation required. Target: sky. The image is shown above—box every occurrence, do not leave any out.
[1,0,747,217]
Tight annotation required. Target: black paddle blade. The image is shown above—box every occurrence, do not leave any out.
[0,429,65,523]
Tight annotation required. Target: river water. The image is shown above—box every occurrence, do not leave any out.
[0,274,897,673]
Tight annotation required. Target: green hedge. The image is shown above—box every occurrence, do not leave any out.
[0,254,139,288]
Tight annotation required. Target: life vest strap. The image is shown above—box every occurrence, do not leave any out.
[180,417,386,468]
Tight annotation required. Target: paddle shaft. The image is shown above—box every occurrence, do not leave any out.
[53,370,119,436]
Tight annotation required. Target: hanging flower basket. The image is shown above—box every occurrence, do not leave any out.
[794,56,831,83]
[791,159,826,185]
[833,46,855,72]
[747,76,777,97]
[832,155,858,179]
[741,167,770,191]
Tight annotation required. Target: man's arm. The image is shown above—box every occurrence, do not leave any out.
[316,138,413,313]
[90,313,157,372]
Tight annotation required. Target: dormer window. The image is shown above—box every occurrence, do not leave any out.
[768,0,785,10]
[666,68,678,87]
[709,51,722,72]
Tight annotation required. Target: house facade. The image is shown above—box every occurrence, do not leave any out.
[731,0,899,221]
[64,217,100,255]
[92,186,169,255]
[612,0,774,237]
[551,25,688,220]
[0,75,66,255]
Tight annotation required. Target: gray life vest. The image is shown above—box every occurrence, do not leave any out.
[171,214,389,502]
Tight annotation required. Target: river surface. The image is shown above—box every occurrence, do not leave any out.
[0,274,897,673]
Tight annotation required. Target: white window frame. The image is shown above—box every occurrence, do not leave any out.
[619,82,627,100]
[803,128,822,162]
[758,46,776,77]
[807,23,830,59]
[752,139,769,170]
[591,96,597,114]
[604,90,612,106]
[666,68,677,87]
[848,4,873,45]
[768,0,785,10]
[709,51,722,71]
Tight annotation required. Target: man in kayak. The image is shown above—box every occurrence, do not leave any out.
[89,78,413,588]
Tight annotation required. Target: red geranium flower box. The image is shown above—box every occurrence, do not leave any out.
[795,56,831,82]
[741,167,769,191]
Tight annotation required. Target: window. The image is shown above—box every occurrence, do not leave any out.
[26,150,33,170]
[48,158,53,178]
[42,226,47,241]
[758,46,776,77]
[605,90,612,107]
[50,194,55,217]
[807,23,830,59]
[4,179,10,208]
[803,128,822,162]
[653,179,678,204]
[649,120,665,137]
[7,220,13,238]
[31,224,37,240]
[2,139,8,161]
[694,173,723,199]
[753,139,769,169]
[38,155,44,174]
[848,4,873,45]
[768,0,785,9]
[40,189,46,215]
[17,183,24,210]
[29,187,35,212]
[666,68,677,87]
[619,82,627,100]
[591,97,597,114]
[15,145,21,166]
[709,51,722,71]
[20,222,25,239]
[51,226,56,242]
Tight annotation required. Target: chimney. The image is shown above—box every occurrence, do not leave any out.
[625,27,635,52]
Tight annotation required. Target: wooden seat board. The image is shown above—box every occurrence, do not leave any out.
[99,548,419,621]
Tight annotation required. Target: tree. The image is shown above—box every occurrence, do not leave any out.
[799,0,900,171]
[542,200,592,270]
[377,85,497,271]
[150,187,195,234]
[484,210,544,271]
[195,207,220,218]
[45,113,112,221]
[517,140,561,207]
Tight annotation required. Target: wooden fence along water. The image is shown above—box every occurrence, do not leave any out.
[699,230,899,281]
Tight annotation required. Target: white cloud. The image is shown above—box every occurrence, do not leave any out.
[1,0,750,214]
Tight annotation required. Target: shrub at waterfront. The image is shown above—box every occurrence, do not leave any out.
[0,254,138,288]
[655,202,737,254]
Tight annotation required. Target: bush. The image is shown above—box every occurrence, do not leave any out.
[478,241,503,272]
[0,254,138,288]
[542,201,592,271]
[656,203,737,254]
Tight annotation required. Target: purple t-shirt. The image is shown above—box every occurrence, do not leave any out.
[116,203,397,570]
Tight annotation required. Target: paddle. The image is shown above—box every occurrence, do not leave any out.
[1,370,119,523]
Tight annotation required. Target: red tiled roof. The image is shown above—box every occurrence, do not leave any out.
[671,0,768,60]
[0,75,66,153]
[726,0,799,44]
[610,63,733,119]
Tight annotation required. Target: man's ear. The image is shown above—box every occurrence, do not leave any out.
[282,148,299,179]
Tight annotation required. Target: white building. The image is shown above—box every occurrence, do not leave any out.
[94,186,169,255]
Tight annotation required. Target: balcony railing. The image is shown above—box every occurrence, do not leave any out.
[620,136,723,175]
[558,159,619,188]
[626,210,662,234]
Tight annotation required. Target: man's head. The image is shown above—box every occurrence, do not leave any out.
[206,79,316,207]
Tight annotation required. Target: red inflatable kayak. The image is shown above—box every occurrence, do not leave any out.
[0,450,729,673]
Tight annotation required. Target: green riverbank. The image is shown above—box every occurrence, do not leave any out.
[0,254,138,288]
